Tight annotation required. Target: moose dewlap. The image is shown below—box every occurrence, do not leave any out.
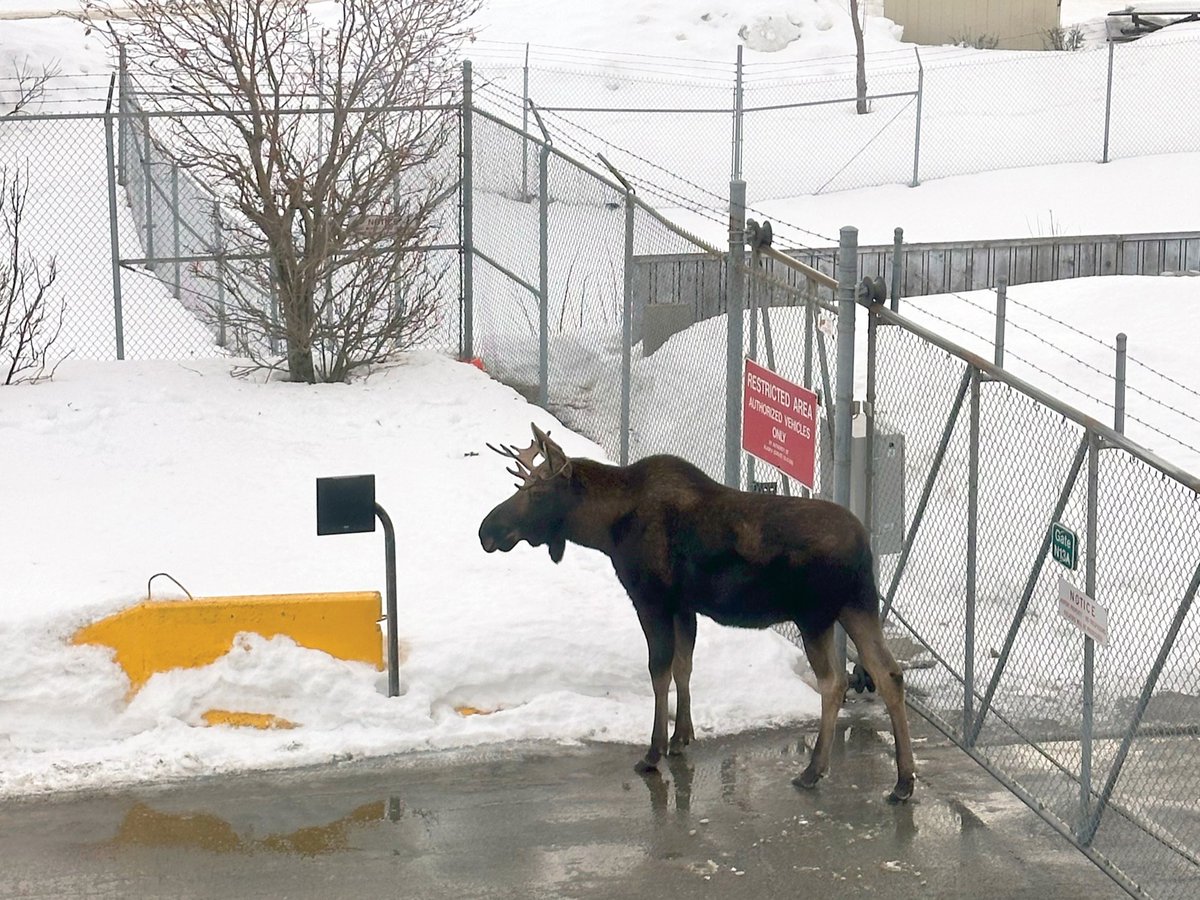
[479,423,915,803]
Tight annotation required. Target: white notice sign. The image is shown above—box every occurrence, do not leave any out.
[1058,577,1108,645]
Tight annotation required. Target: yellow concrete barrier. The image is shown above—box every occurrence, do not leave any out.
[73,591,385,693]
[202,710,297,730]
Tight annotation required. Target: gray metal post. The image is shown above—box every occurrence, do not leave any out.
[1114,333,1127,434]
[964,367,981,741]
[833,226,858,670]
[912,48,924,187]
[461,60,474,361]
[833,226,858,509]
[117,44,128,187]
[1081,431,1099,840]
[104,77,125,361]
[142,114,155,261]
[538,141,549,407]
[994,277,1007,367]
[621,188,634,465]
[171,164,181,299]
[213,203,226,348]
[1102,40,1115,164]
[269,259,280,357]
[374,503,401,698]
[890,226,903,312]
[725,179,747,489]
[731,45,744,180]
[522,44,530,200]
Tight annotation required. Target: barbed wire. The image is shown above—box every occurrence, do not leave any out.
[913,291,1200,458]
[995,285,1200,409]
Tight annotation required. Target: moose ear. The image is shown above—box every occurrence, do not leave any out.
[531,422,572,477]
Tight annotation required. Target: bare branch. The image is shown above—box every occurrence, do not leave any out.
[2,58,61,117]
[0,167,67,385]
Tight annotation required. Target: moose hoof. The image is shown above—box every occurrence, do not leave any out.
[792,767,823,790]
[635,750,662,775]
[887,777,915,804]
[668,734,692,756]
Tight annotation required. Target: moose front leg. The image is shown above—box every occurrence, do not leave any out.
[669,611,697,755]
[635,606,676,774]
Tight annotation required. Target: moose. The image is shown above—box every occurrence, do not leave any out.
[478,423,915,803]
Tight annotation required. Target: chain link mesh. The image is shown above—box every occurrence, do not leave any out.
[1,114,125,361]
[471,35,1200,216]
[875,314,1200,900]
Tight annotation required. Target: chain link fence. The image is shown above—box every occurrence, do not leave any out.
[470,34,1200,242]
[0,112,130,362]
[868,306,1200,899]
[115,78,465,364]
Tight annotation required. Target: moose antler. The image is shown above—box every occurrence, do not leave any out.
[486,439,543,486]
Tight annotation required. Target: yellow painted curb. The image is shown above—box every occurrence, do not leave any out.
[455,706,498,717]
[73,591,384,692]
[202,709,297,730]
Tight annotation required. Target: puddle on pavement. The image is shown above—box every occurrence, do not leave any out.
[109,798,401,855]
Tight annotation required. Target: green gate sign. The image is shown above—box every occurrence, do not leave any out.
[1051,522,1078,571]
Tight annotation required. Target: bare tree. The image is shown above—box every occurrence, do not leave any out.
[83,0,477,382]
[849,0,868,114]
[1,168,66,385]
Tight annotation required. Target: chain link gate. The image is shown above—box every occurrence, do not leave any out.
[867,299,1200,899]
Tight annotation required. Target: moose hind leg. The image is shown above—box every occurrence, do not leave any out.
[635,606,675,774]
[794,625,846,790]
[841,607,916,802]
[669,611,697,755]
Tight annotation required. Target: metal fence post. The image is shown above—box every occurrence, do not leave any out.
[522,44,530,200]
[890,226,903,312]
[833,226,857,510]
[621,187,635,466]
[1114,333,1127,433]
[269,258,280,357]
[994,277,1007,367]
[104,76,125,361]
[725,179,747,489]
[911,48,924,187]
[731,45,744,180]
[833,226,859,670]
[1081,430,1100,840]
[1102,40,1115,164]
[171,163,181,299]
[964,366,981,741]
[461,60,474,361]
[538,140,549,407]
[117,44,128,187]
[142,112,155,262]
[213,202,226,348]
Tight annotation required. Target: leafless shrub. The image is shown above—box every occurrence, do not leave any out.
[1,168,66,386]
[1043,26,1087,52]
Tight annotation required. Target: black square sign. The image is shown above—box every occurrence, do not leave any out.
[316,474,377,535]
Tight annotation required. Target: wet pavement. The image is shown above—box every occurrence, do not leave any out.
[0,705,1127,899]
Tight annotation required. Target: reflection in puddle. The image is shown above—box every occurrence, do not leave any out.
[112,799,390,856]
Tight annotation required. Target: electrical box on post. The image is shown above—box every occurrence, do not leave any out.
[818,410,905,556]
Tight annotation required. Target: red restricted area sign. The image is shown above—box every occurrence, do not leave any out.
[741,358,817,490]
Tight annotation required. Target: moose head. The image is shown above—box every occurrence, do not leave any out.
[478,423,574,563]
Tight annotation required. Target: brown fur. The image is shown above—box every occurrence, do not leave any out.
[479,424,915,802]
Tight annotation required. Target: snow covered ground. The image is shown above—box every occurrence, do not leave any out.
[1,1,1197,798]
